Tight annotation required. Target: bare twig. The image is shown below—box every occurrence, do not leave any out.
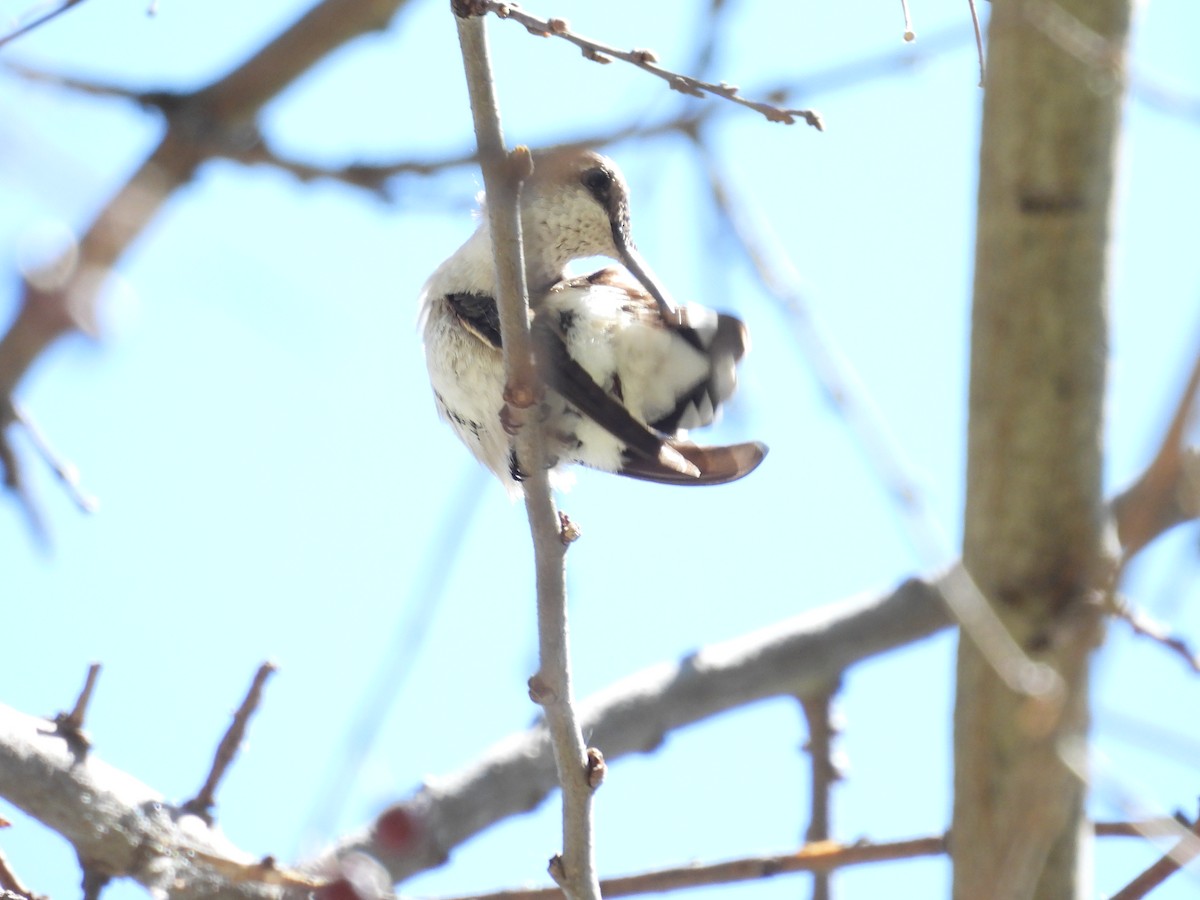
[183,662,277,823]
[473,0,823,130]
[696,147,950,568]
[0,0,419,526]
[1111,340,1200,565]
[10,403,98,513]
[0,0,90,49]
[297,466,488,853]
[49,662,100,758]
[308,574,952,883]
[452,8,599,900]
[423,821,1173,900]
[0,848,39,900]
[1109,813,1200,900]
[429,837,946,900]
[1109,597,1200,674]
[967,0,985,85]
[799,683,843,900]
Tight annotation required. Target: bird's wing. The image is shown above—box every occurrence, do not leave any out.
[530,311,700,479]
[446,292,503,348]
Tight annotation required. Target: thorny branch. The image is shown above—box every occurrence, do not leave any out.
[459,0,823,130]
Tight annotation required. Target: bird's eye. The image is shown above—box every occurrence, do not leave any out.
[582,167,612,196]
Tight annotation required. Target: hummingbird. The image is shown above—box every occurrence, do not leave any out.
[419,148,767,493]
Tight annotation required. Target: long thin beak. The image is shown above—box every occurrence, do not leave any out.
[611,218,683,326]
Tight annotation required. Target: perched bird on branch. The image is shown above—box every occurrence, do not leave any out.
[419,148,766,493]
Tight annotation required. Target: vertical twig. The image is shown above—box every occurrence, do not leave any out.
[451,6,600,900]
[183,662,277,822]
[800,683,843,900]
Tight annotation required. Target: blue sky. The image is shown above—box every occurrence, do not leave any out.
[2,1,1199,898]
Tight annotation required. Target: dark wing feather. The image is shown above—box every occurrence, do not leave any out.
[447,292,503,348]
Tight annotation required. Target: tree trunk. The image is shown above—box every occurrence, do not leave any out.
[953,2,1132,898]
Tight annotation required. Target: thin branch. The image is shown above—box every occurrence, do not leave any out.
[296,464,487,854]
[1112,338,1200,564]
[695,145,951,568]
[429,837,947,900]
[183,662,277,823]
[473,0,823,130]
[1109,597,1200,674]
[306,573,952,883]
[1109,813,1200,900]
[968,0,985,86]
[0,0,90,49]
[422,821,1173,900]
[49,662,100,758]
[10,403,98,513]
[452,7,599,900]
[799,683,843,900]
[0,848,40,900]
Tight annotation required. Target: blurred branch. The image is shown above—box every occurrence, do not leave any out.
[1111,341,1200,564]
[0,0,418,520]
[799,683,843,900]
[0,0,90,50]
[305,572,953,883]
[0,559,1177,894]
[453,8,599,900]
[0,847,39,900]
[423,820,1182,900]
[695,144,951,568]
[1108,596,1200,674]
[1109,812,1200,900]
[431,836,948,900]
[469,0,823,130]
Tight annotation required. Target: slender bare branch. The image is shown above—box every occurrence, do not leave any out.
[1109,813,1200,900]
[183,662,278,823]
[422,821,1176,900]
[471,0,823,130]
[50,662,101,758]
[799,683,843,900]
[305,573,952,884]
[452,7,599,900]
[0,0,90,50]
[0,847,40,900]
[1111,340,1200,564]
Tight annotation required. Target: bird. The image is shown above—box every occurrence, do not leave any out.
[418,147,767,494]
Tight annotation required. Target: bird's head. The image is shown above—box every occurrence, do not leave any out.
[520,148,679,321]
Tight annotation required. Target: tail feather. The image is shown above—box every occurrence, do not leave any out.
[618,440,768,486]
[651,311,749,433]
